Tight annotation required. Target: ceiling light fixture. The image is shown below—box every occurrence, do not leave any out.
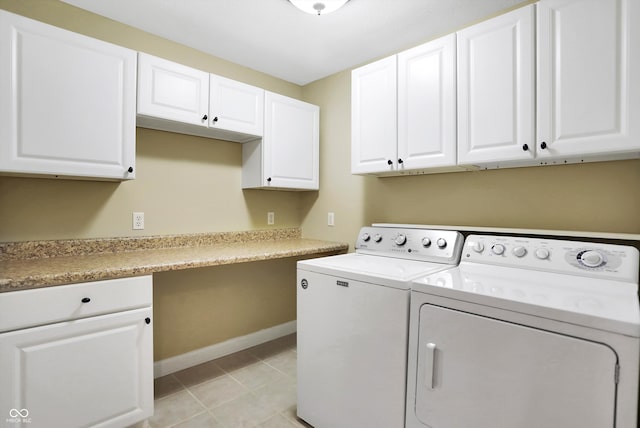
[288,0,350,16]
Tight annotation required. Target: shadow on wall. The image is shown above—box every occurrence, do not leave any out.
[242,188,313,229]
[140,127,239,168]
[0,176,119,242]
[152,257,304,360]
[363,159,640,234]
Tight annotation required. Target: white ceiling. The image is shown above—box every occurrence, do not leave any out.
[61,0,526,86]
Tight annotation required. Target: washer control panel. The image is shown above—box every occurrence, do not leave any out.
[356,226,463,264]
[464,234,639,282]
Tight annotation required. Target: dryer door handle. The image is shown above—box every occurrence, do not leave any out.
[425,342,437,389]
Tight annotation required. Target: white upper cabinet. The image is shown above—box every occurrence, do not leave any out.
[351,1,638,175]
[137,53,264,143]
[352,34,459,175]
[0,9,137,181]
[398,34,457,170]
[457,5,535,165]
[209,75,264,137]
[137,52,209,127]
[351,55,397,174]
[243,92,319,190]
[537,0,640,159]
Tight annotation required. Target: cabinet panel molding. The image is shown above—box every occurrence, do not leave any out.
[0,9,137,181]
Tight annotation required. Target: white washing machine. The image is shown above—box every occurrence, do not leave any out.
[406,234,640,428]
[296,225,464,428]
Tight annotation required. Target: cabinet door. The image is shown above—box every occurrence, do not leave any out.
[137,52,209,127]
[0,308,153,428]
[537,0,640,158]
[398,34,457,170]
[210,74,264,137]
[414,304,617,428]
[0,10,136,180]
[457,5,535,165]
[351,56,397,174]
[262,92,319,190]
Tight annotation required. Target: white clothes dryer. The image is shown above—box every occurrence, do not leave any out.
[406,234,640,428]
[297,225,464,428]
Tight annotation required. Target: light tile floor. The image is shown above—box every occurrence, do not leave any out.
[131,334,311,428]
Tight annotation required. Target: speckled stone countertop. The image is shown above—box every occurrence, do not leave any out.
[0,228,349,292]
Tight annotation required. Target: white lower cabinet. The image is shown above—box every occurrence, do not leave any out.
[242,92,319,190]
[0,276,153,428]
[0,9,137,181]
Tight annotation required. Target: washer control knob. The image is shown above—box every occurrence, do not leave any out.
[535,248,550,260]
[471,242,484,253]
[580,250,604,267]
[361,233,371,242]
[512,246,527,258]
[421,237,431,247]
[395,234,407,246]
[491,244,505,255]
[373,234,383,243]
[436,238,447,249]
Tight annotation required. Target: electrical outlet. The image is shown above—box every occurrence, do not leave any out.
[328,212,335,226]
[267,212,275,225]
[133,212,144,230]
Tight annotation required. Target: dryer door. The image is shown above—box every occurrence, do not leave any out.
[414,304,617,428]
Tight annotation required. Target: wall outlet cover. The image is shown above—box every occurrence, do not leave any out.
[133,212,145,230]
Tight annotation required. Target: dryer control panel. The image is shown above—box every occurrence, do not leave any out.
[356,226,463,264]
[463,234,639,283]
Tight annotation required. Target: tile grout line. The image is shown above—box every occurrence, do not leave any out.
[149,339,298,428]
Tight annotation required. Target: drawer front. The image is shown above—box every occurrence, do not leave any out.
[0,276,152,333]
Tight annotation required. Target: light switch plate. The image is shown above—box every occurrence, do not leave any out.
[328,212,335,226]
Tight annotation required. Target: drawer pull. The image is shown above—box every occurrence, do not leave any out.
[81,297,91,303]
[145,317,151,325]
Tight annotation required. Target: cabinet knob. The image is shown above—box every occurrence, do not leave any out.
[387,160,393,165]
[81,297,91,303]
[540,142,547,149]
[127,166,134,173]
[522,144,529,151]
[398,158,404,164]
[267,177,272,183]
[213,117,219,123]
[145,317,151,325]
[202,114,208,121]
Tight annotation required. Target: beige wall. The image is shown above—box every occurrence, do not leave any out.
[0,129,305,241]
[153,258,300,360]
[2,0,639,360]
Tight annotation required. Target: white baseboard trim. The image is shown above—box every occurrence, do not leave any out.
[153,320,297,378]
